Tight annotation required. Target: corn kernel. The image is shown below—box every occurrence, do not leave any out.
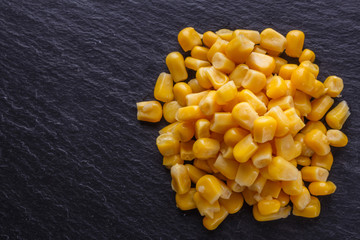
[156,133,180,156]
[238,89,267,115]
[224,127,248,147]
[268,156,299,181]
[311,152,333,171]
[190,46,210,61]
[232,29,261,44]
[195,119,211,139]
[304,129,330,156]
[308,181,336,196]
[249,174,267,193]
[285,30,305,58]
[212,52,235,74]
[246,52,276,76]
[296,156,311,166]
[173,122,195,142]
[163,101,181,123]
[282,170,303,196]
[219,192,244,214]
[176,105,205,122]
[266,76,287,99]
[253,45,267,54]
[193,159,212,173]
[229,64,249,88]
[241,69,267,94]
[268,95,294,111]
[301,166,329,182]
[324,76,344,97]
[293,196,320,218]
[185,164,207,183]
[196,67,213,89]
[188,78,206,93]
[193,191,220,219]
[235,161,259,187]
[136,101,162,123]
[203,206,228,230]
[203,31,219,48]
[242,188,257,206]
[253,116,277,143]
[215,81,237,105]
[294,133,314,157]
[207,38,228,62]
[277,190,290,207]
[275,134,301,160]
[185,91,209,106]
[307,95,334,121]
[206,66,229,89]
[180,140,195,161]
[213,153,238,180]
[279,64,298,80]
[216,29,234,41]
[255,91,269,106]
[176,188,197,211]
[264,106,290,137]
[185,57,211,71]
[153,72,174,103]
[199,90,222,116]
[225,34,255,64]
[258,199,281,215]
[284,108,305,136]
[166,52,188,82]
[178,27,202,52]
[210,112,238,135]
[326,100,350,130]
[260,28,286,53]
[197,175,224,204]
[284,80,296,97]
[159,122,180,135]
[293,90,311,117]
[289,159,298,167]
[326,129,348,147]
[227,180,245,193]
[309,80,327,98]
[299,60,319,78]
[301,121,327,135]
[261,180,282,198]
[163,154,184,169]
[253,205,291,221]
[299,49,315,63]
[273,57,288,74]
[218,180,232,199]
[232,102,259,131]
[193,138,220,159]
[290,186,311,211]
[171,164,191,194]
[233,134,258,163]
[173,82,192,106]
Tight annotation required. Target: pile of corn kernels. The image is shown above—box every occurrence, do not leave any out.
[136,27,350,230]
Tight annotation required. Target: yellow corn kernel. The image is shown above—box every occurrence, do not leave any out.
[227,180,245,193]
[311,152,333,171]
[215,81,238,105]
[264,106,290,137]
[253,45,267,54]
[203,206,228,230]
[260,180,282,198]
[225,34,255,64]
[238,89,267,115]
[268,156,299,181]
[299,49,315,63]
[259,166,276,181]
[268,95,294,111]
[294,90,311,116]
[301,166,329,182]
[166,52,188,82]
[293,196,320,218]
[277,190,290,207]
[216,29,234,41]
[309,79,327,99]
[296,156,311,166]
[219,192,244,214]
[207,158,219,174]
[304,129,330,156]
[203,31,219,48]
[206,66,229,90]
[282,170,303,196]
[173,82,192,106]
[196,175,223,204]
[235,161,259,187]
[246,52,276,76]
[229,64,249,88]
[224,127,249,147]
[284,80,296,97]
[176,105,205,122]
[241,69,267,93]
[191,46,210,61]
[199,90,221,116]
[154,72,174,103]
[175,188,197,211]
[193,138,220,159]
[299,60,319,78]
[273,57,288,75]
[163,154,184,169]
[253,204,291,221]
[163,101,181,123]
[290,159,298,167]
[302,121,327,135]
[249,174,267,193]
[195,119,211,139]
[196,67,213,89]
[326,100,350,130]
[291,67,318,97]
[171,164,191,194]
[178,27,202,52]
[184,57,211,71]
[180,140,195,161]
[307,95,334,121]
[233,134,258,163]
[213,153,238,180]
[290,186,311,211]
[136,101,162,123]
[185,164,207,183]
[156,133,180,156]
[188,78,206,93]
[255,91,269,107]
[265,49,281,57]
[193,192,220,219]
[232,102,259,131]
[260,28,286,53]
[294,133,314,157]
[279,64,298,80]
[218,180,232,199]
[207,38,228,62]
[173,122,195,142]
[159,122,180,135]
[266,76,287,99]
[327,129,348,147]
[210,112,238,134]
[232,29,261,44]
[242,188,257,206]
[308,181,336,196]
[258,199,281,215]
[284,108,305,136]
[193,159,212,173]
[212,52,235,74]
[253,116,277,143]
[324,76,344,97]
[275,134,301,160]
[221,96,240,113]
[251,142,272,168]
[185,91,209,106]
[285,30,305,58]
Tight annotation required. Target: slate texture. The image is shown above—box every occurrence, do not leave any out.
[0,0,360,239]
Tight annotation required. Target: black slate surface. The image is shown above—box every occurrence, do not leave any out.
[1,0,360,239]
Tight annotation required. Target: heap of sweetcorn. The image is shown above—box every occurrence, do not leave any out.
[137,27,350,230]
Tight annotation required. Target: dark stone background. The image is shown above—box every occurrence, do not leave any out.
[1,0,359,239]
